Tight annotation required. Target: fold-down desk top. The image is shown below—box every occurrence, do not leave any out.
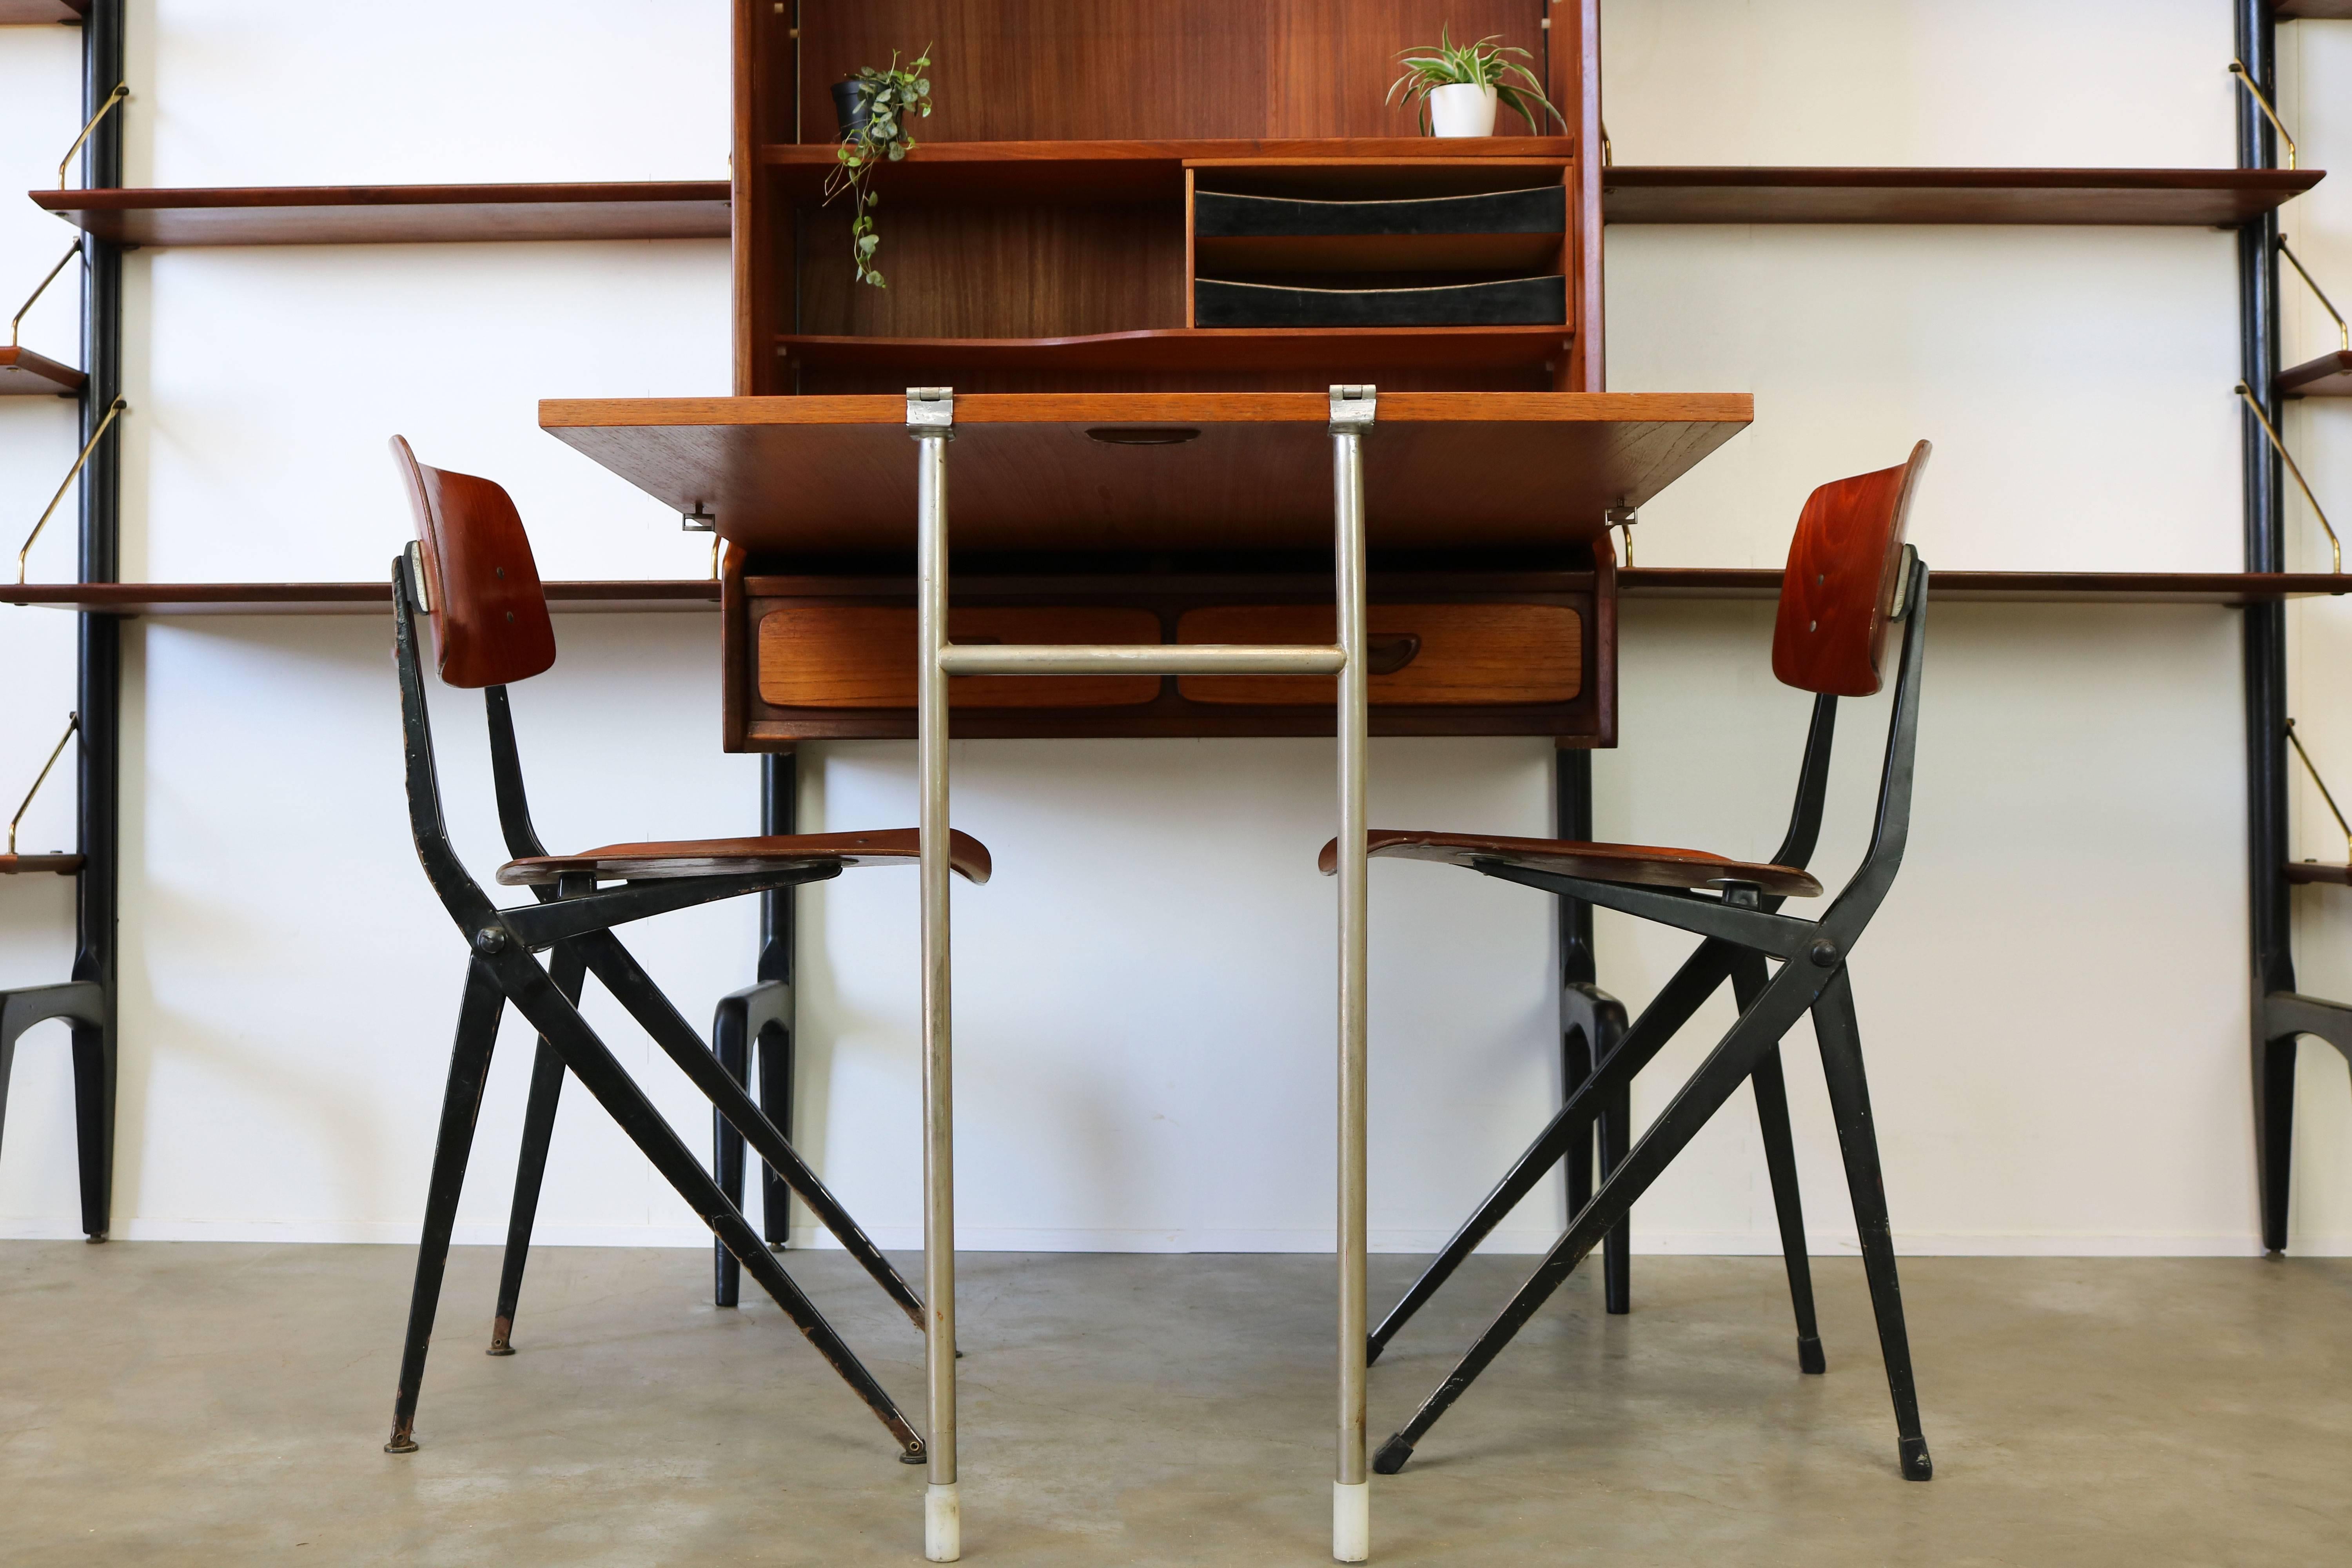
[539,392,1752,556]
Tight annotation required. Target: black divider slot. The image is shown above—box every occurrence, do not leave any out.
[1195,185,1564,238]
[1194,276,1567,328]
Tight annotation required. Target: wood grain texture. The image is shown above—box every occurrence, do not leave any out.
[1321,829,1822,897]
[794,1,1542,143]
[1602,167,2324,226]
[759,606,1163,708]
[2281,349,2352,397]
[2285,860,2352,886]
[539,391,1751,555]
[390,437,559,689]
[1552,0,1604,390]
[499,828,992,887]
[0,853,84,875]
[2274,1,2352,18]
[0,345,85,396]
[3,581,721,615]
[1771,443,1930,698]
[0,0,83,22]
[1175,603,1580,704]
[33,183,732,247]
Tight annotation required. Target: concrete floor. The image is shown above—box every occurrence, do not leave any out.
[3,1244,2348,1566]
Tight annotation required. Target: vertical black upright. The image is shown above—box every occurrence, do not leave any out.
[1554,747,1629,1311]
[759,748,797,1243]
[73,0,127,1240]
[2236,0,2297,1253]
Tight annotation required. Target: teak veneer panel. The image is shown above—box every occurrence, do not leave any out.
[540,392,1751,555]
[2275,1,2352,18]
[0,0,83,22]
[4,581,722,615]
[2281,350,2352,398]
[2286,861,2352,886]
[1602,167,2324,226]
[1616,569,2352,604]
[776,326,1568,377]
[1175,603,1581,704]
[33,183,732,246]
[0,345,84,396]
[759,606,1163,708]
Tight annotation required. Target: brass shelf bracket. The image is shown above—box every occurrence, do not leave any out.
[9,239,82,352]
[2229,61,2298,170]
[58,82,128,189]
[2287,718,2352,866]
[2236,383,2339,573]
[8,711,80,857]
[2279,235,2350,354]
[16,396,127,584]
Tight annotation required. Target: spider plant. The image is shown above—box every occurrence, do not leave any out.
[823,47,932,288]
[1387,29,1565,134]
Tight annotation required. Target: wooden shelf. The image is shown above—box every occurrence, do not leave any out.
[0,345,83,396]
[757,138,1576,203]
[0,853,83,875]
[1621,568,2352,603]
[4,581,722,615]
[777,327,1570,377]
[2281,349,2352,397]
[2276,2,2352,19]
[30,182,731,247]
[0,0,83,22]
[2287,861,2352,886]
[1601,167,2323,225]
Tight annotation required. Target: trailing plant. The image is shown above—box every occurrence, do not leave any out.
[1386,29,1565,134]
[824,47,933,288]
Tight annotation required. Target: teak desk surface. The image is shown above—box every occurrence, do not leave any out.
[539,392,1753,555]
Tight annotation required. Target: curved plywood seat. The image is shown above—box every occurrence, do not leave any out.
[499,828,991,887]
[1316,829,1820,899]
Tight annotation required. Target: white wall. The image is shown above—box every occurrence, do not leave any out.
[2,0,2347,1255]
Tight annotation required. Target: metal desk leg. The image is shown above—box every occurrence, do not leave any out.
[1331,387,1372,1563]
[911,388,958,1561]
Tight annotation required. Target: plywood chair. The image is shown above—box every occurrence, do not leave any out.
[1334,443,1936,1482]
[0,711,110,1242]
[383,437,991,1462]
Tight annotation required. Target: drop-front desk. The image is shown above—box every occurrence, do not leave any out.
[538,386,1750,1561]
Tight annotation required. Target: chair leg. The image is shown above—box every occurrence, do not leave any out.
[487,941,586,1355]
[1732,956,1823,1373]
[572,932,923,1329]
[70,1012,115,1243]
[758,1015,794,1248]
[386,959,508,1454]
[713,994,751,1310]
[480,942,925,1461]
[1564,980,1632,1315]
[1367,940,1735,1364]
[1810,967,1932,1481]
[1374,953,1819,1474]
[1561,1023,1594,1237]
[2255,1025,2297,1256]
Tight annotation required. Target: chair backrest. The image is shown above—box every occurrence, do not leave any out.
[390,435,557,689]
[1771,441,1931,698]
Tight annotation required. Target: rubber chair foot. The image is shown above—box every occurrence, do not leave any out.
[487,1317,515,1356]
[1797,1334,1826,1375]
[1900,1436,1933,1481]
[1372,1435,1414,1475]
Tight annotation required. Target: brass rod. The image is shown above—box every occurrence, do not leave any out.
[9,240,82,350]
[2229,62,2298,170]
[2236,383,2340,573]
[58,83,128,189]
[2286,719,2352,865]
[16,396,127,584]
[8,712,80,857]
[2279,236,2351,354]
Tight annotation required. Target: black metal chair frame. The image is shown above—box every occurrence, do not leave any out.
[2257,991,2352,1252]
[384,556,929,1463]
[1369,553,1935,1484]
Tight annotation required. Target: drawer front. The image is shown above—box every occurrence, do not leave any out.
[758,606,1163,710]
[1176,603,1582,706]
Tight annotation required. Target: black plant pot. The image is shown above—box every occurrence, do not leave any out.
[831,80,871,140]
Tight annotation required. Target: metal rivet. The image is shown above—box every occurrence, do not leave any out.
[1809,620,1817,632]
[506,611,515,623]
[1808,938,1838,968]
[473,927,508,954]
[495,567,505,579]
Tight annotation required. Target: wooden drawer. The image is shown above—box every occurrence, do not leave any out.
[1176,603,1582,706]
[757,605,1162,710]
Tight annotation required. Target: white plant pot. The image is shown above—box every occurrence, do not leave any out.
[1428,83,1498,138]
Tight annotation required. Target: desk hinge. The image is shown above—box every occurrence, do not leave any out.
[681,503,716,534]
[1329,383,1377,434]
[907,386,955,434]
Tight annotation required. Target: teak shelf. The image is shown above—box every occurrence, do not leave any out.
[2281,349,2352,397]
[0,0,83,22]
[2275,1,2352,19]
[1599,167,2324,226]
[31,182,732,246]
[4,581,721,615]
[0,345,84,396]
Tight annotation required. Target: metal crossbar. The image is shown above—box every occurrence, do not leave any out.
[906,384,1376,1563]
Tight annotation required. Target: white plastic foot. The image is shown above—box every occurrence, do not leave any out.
[926,1482,961,1563]
[1333,1479,1369,1562]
